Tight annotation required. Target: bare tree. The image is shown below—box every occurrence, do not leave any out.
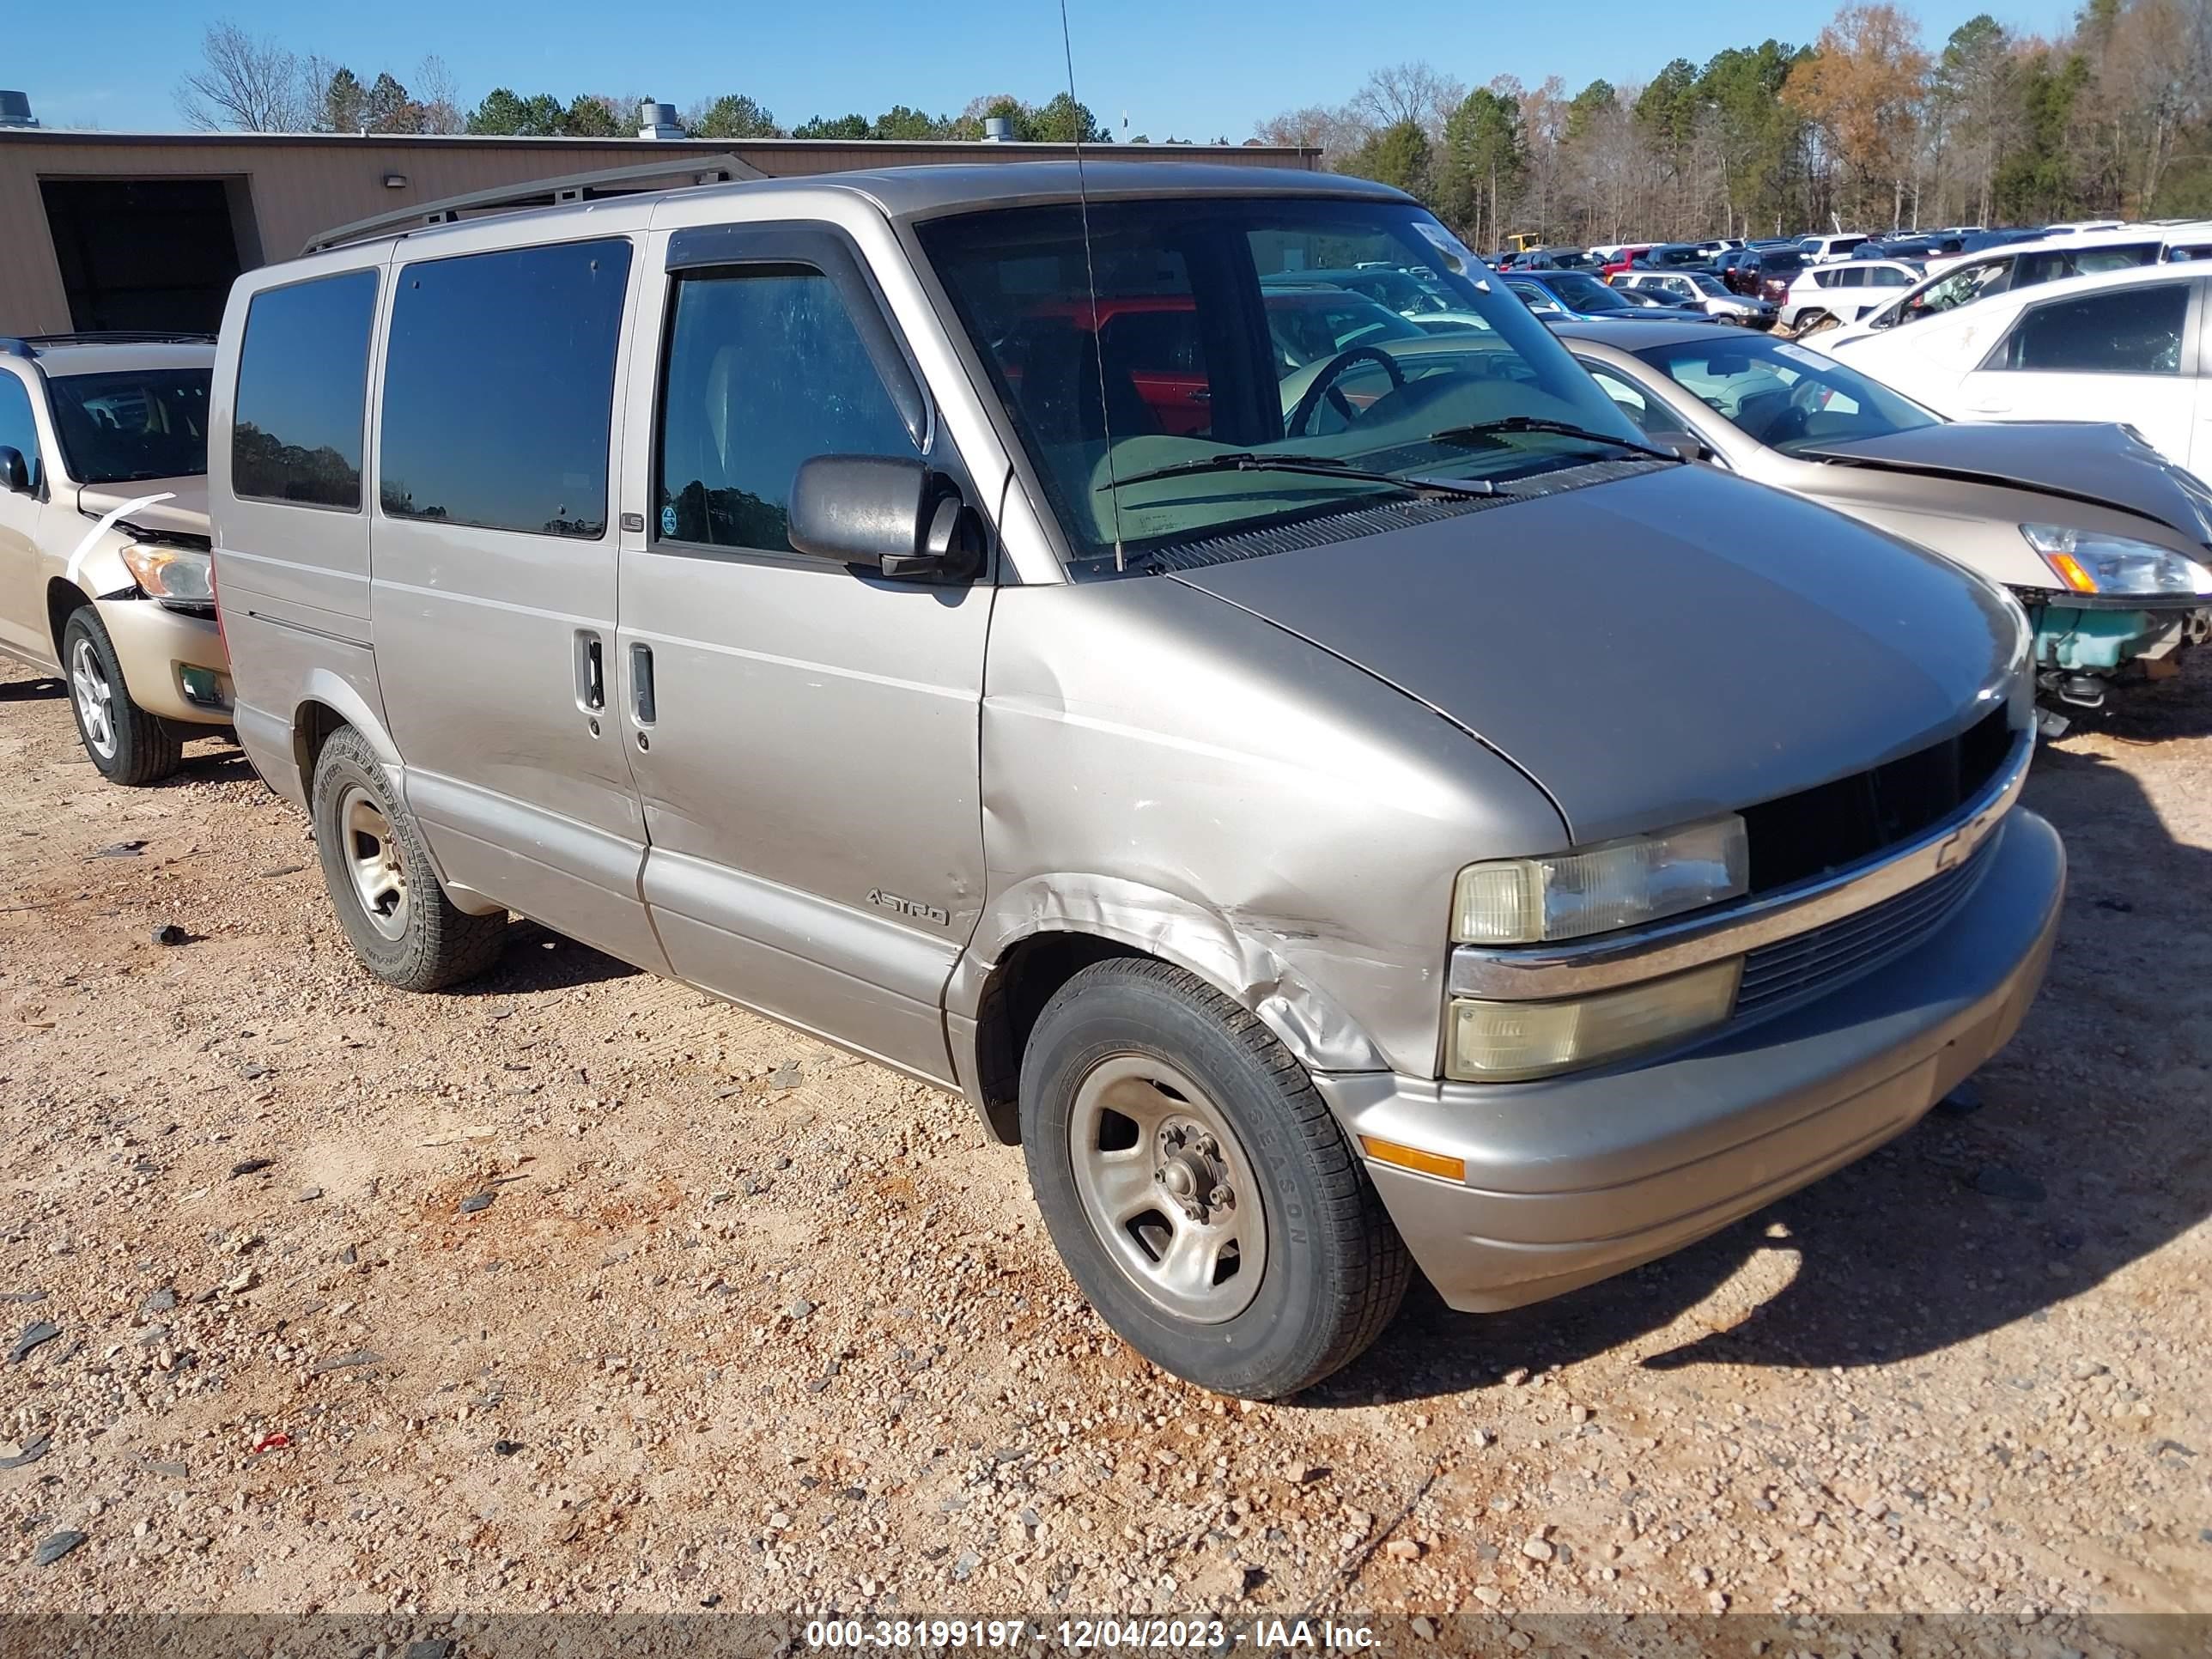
[175,21,307,132]
[1252,103,1369,162]
[1347,62,1467,140]
[413,54,466,136]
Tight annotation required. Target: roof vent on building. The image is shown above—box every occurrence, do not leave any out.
[0,91,38,130]
[637,100,683,141]
[981,116,1013,143]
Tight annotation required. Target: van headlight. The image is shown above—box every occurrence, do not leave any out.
[1447,959,1741,1081]
[119,543,214,605]
[2021,525,2212,597]
[1450,816,1748,945]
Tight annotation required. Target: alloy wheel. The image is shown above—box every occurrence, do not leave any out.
[69,636,117,762]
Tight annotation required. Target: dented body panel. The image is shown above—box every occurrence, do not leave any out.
[955,574,1565,1079]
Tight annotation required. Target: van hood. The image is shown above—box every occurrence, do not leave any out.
[1166,464,2021,846]
[75,477,211,544]
[1794,422,2212,548]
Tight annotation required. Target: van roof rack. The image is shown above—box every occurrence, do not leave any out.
[303,152,768,254]
[2,331,218,358]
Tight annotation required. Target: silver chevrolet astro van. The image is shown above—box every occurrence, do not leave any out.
[209,163,2064,1398]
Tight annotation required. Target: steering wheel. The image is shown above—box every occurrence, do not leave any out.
[1286,345,1407,437]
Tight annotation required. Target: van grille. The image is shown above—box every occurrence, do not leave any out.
[1741,706,2014,896]
[1735,831,1996,1018]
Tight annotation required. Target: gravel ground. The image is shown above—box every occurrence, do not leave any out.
[2,651,2209,1626]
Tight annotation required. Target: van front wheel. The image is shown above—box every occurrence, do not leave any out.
[1018,958,1410,1399]
[310,725,506,990]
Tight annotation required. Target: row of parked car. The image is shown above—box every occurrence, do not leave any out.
[1497,219,2212,339]
[0,161,2180,1400]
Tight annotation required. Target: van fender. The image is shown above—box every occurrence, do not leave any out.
[292,665,400,781]
[287,672,499,915]
[954,872,1391,1075]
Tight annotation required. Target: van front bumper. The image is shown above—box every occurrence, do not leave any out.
[1316,806,2064,1313]
[94,598,233,726]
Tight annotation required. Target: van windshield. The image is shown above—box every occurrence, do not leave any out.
[917,198,1644,566]
[47,368,212,484]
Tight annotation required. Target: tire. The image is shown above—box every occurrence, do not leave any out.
[310,725,506,991]
[61,608,181,786]
[1019,957,1410,1399]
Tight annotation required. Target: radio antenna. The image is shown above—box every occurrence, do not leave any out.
[1059,0,1126,570]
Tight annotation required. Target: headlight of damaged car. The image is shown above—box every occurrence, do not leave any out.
[119,543,214,605]
[2021,524,2212,598]
[1451,815,1748,945]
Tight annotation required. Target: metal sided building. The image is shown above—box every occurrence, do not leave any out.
[0,125,1319,336]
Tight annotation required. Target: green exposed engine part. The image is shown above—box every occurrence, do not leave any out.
[2029,605,2159,673]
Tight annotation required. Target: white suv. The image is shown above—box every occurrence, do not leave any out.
[1829,262,2212,474]
[1776,260,1920,332]
[1797,233,1872,264]
[1814,222,2212,357]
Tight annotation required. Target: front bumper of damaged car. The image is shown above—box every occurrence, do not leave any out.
[1315,734,2064,1314]
[93,594,233,726]
[2026,593,2211,689]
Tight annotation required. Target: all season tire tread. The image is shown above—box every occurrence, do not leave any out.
[1020,957,1410,1397]
[62,609,182,787]
[312,726,507,991]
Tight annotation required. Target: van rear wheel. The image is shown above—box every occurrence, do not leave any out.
[1018,957,1410,1399]
[310,725,506,990]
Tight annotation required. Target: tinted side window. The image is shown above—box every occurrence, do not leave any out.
[380,239,631,537]
[233,270,376,509]
[0,374,39,486]
[656,268,917,553]
[1996,283,2191,374]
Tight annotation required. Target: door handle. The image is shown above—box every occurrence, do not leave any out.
[574,630,605,714]
[630,642,656,726]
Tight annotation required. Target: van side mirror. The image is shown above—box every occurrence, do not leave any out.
[787,455,984,584]
[0,447,28,495]
[1647,432,1708,462]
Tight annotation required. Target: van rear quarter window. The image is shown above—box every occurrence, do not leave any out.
[232,269,377,509]
[380,238,632,538]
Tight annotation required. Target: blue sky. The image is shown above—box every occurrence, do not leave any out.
[22,0,2078,141]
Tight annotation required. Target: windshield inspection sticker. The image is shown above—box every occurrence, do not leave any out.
[659,505,677,536]
[1414,219,1489,287]
[1771,341,1838,371]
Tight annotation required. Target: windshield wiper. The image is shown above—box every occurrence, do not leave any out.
[1426,416,1683,464]
[1102,452,1495,499]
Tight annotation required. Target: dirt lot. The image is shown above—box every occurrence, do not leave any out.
[2,652,2209,1627]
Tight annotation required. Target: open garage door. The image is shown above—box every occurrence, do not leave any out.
[40,177,252,332]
